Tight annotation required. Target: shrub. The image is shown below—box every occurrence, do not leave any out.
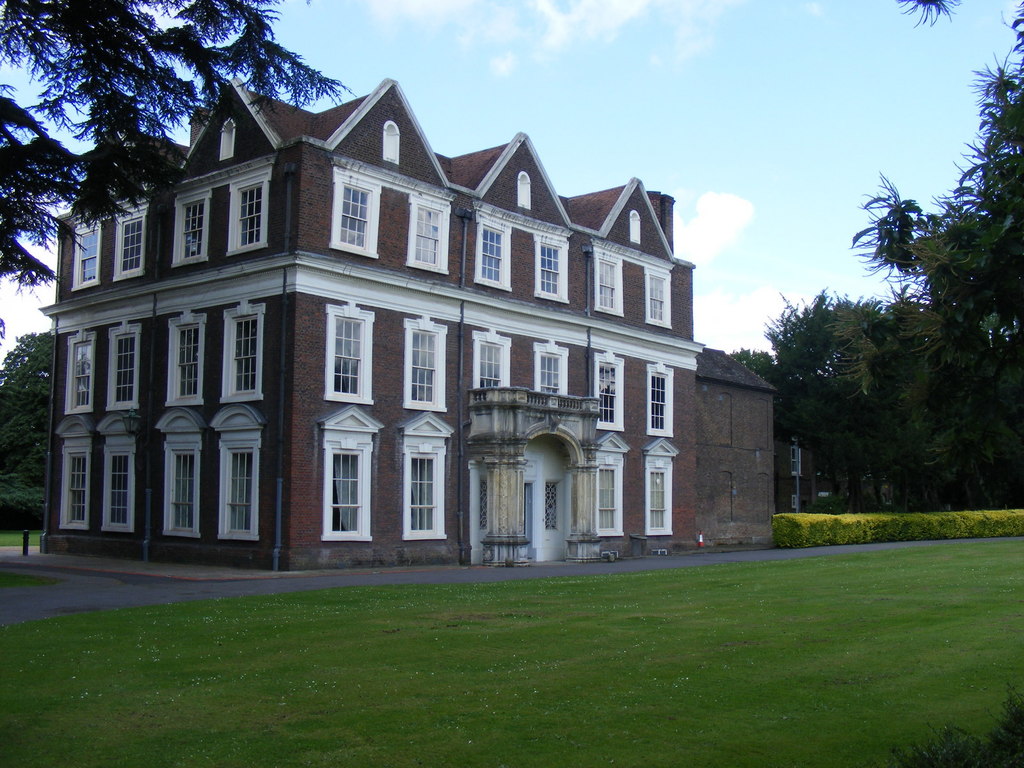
[772,510,1024,548]
[889,690,1024,768]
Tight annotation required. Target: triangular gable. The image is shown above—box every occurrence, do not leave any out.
[321,405,384,434]
[186,80,283,162]
[643,437,679,458]
[598,178,674,259]
[323,79,448,187]
[400,411,454,439]
[597,432,630,454]
[474,133,571,227]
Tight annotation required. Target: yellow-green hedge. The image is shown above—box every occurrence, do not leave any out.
[772,510,1024,548]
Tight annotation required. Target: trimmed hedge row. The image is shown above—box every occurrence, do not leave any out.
[772,510,1024,548]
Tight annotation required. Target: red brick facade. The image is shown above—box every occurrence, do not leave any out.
[43,79,766,570]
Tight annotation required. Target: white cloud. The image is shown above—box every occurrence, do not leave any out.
[490,51,519,76]
[693,285,797,353]
[674,190,754,267]
[803,2,824,18]
[532,0,652,51]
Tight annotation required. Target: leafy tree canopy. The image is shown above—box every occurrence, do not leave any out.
[0,0,343,330]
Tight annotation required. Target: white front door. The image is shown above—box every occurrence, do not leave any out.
[524,439,569,562]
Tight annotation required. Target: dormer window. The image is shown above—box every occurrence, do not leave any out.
[383,121,400,164]
[219,119,236,161]
[629,209,641,243]
[517,171,531,209]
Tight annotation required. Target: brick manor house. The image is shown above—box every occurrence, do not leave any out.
[42,78,774,569]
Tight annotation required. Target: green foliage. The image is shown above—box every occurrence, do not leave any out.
[843,0,1024,509]
[772,510,1024,547]
[806,494,847,515]
[0,332,52,523]
[0,0,344,332]
[890,690,1024,768]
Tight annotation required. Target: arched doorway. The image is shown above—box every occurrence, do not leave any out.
[523,435,571,562]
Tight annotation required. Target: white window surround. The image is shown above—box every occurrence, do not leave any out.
[517,171,531,209]
[106,321,142,411]
[114,208,146,280]
[321,406,383,542]
[472,329,511,389]
[594,249,624,316]
[173,189,212,265]
[594,351,624,431]
[629,209,641,244]
[400,412,453,541]
[156,408,207,538]
[219,118,236,161]
[647,362,674,437]
[65,330,96,414]
[325,302,375,405]
[403,316,448,411]
[331,168,382,258]
[101,433,135,533]
[644,438,678,535]
[383,120,400,164]
[533,341,569,395]
[227,168,272,254]
[596,433,629,537]
[212,404,265,541]
[60,436,92,530]
[221,301,265,403]
[406,192,451,273]
[474,212,512,291]
[533,234,569,302]
[645,266,672,327]
[167,312,206,406]
[72,224,101,290]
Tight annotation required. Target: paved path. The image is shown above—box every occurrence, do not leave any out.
[0,538,1017,626]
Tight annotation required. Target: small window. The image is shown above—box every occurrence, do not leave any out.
[595,254,623,315]
[533,341,568,396]
[647,363,674,437]
[228,169,271,253]
[474,214,512,291]
[174,191,211,264]
[65,331,96,413]
[167,312,206,405]
[107,322,141,410]
[115,211,145,279]
[219,119,236,161]
[325,303,375,404]
[472,330,511,389]
[595,352,623,431]
[518,171,531,209]
[629,209,641,243]
[222,302,265,402]
[406,194,451,273]
[73,225,100,289]
[331,170,381,257]
[646,268,671,327]
[404,317,448,411]
[534,234,569,302]
[383,121,400,163]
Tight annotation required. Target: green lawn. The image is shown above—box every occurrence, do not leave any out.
[1,541,1022,768]
[0,529,40,548]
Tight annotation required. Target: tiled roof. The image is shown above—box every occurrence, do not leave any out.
[696,348,775,392]
[444,144,507,190]
[564,186,624,231]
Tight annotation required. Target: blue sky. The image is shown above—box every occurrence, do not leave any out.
[0,0,1017,358]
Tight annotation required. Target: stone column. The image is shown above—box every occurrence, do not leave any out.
[481,451,530,566]
[565,461,602,562]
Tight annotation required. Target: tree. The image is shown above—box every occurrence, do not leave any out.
[0,0,344,334]
[845,0,1024,507]
[0,332,53,525]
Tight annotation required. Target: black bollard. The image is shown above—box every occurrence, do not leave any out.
[22,529,29,556]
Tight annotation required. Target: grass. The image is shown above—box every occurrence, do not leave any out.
[0,529,40,548]
[1,541,1023,768]
[0,571,55,587]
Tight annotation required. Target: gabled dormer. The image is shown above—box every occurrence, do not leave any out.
[323,79,448,190]
[573,178,675,261]
[184,81,282,176]
[472,133,571,229]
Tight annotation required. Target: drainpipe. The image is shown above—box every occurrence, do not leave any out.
[273,163,296,571]
[454,207,473,564]
[582,242,594,397]
[142,293,156,562]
